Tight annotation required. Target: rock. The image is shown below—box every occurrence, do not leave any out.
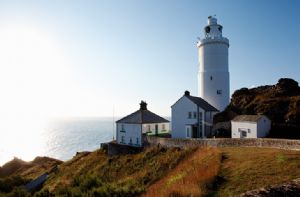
[214,78,300,138]
[237,178,300,197]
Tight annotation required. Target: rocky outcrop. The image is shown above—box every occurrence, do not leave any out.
[237,178,300,197]
[214,78,300,138]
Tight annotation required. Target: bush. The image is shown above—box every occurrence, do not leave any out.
[7,187,30,197]
[0,176,30,193]
[34,189,55,197]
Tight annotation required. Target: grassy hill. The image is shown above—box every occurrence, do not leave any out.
[1,146,300,196]
[0,157,62,179]
[0,157,62,196]
[214,147,300,196]
[42,146,195,196]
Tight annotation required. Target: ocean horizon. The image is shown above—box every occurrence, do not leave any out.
[0,116,171,166]
[0,117,116,166]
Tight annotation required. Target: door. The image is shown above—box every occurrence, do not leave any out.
[192,126,198,138]
[155,124,158,135]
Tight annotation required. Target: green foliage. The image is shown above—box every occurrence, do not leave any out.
[6,187,30,197]
[34,189,55,197]
[276,153,288,163]
[0,176,30,193]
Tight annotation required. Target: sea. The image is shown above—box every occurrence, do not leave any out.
[0,117,116,166]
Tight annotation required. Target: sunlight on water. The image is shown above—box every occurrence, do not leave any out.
[0,117,45,165]
[0,117,114,166]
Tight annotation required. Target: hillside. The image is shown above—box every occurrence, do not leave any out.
[1,146,300,196]
[214,78,300,138]
[0,157,62,196]
[42,146,195,196]
[0,157,62,179]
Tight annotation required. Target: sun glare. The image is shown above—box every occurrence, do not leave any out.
[0,21,72,164]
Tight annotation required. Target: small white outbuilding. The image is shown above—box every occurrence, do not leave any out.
[231,115,271,138]
[116,101,169,147]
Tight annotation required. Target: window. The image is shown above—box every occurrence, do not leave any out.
[248,129,251,133]
[186,127,190,138]
[162,124,165,130]
[120,124,125,132]
[129,138,132,145]
[147,125,151,132]
[136,137,139,145]
[193,112,197,119]
[210,76,213,80]
[121,136,125,143]
[238,128,248,138]
[241,131,247,138]
[188,112,192,119]
[198,112,203,121]
[217,90,222,95]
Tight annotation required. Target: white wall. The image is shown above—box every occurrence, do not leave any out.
[231,116,271,138]
[116,123,142,146]
[231,121,257,138]
[171,96,206,138]
[172,96,197,138]
[198,38,229,112]
[142,123,170,135]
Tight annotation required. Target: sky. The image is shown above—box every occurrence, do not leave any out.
[0,0,299,121]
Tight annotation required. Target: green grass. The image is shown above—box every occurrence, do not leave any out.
[214,147,300,196]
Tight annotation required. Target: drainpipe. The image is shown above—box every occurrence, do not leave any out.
[197,106,201,138]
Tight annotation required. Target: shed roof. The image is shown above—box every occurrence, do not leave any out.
[232,115,268,122]
[116,101,169,124]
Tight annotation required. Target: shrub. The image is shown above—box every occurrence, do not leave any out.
[0,176,30,193]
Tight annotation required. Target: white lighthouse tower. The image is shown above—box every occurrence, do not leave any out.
[197,16,229,112]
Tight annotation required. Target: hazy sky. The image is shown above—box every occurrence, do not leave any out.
[0,0,299,119]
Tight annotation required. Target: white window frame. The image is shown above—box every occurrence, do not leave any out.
[186,127,190,138]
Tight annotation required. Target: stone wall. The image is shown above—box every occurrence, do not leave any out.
[237,178,300,197]
[145,136,300,150]
[105,142,143,156]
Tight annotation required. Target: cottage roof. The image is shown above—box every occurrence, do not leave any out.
[186,95,219,111]
[172,91,218,112]
[232,115,268,122]
[116,101,169,124]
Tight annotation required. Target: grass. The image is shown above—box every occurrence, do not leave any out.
[144,147,222,197]
[144,147,300,197]
[0,157,62,180]
[215,147,300,196]
[1,146,300,196]
[43,146,196,196]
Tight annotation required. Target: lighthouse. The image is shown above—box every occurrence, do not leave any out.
[197,16,229,111]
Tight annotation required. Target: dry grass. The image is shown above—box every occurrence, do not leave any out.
[144,147,221,197]
[43,146,196,195]
[216,147,300,196]
[0,156,62,179]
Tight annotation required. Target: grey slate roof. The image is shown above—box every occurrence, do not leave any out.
[186,95,219,112]
[116,101,169,124]
[232,115,266,122]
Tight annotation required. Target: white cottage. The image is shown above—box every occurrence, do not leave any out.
[171,91,219,138]
[231,115,271,138]
[116,101,169,147]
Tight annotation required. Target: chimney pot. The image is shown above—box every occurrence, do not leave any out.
[140,100,147,110]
